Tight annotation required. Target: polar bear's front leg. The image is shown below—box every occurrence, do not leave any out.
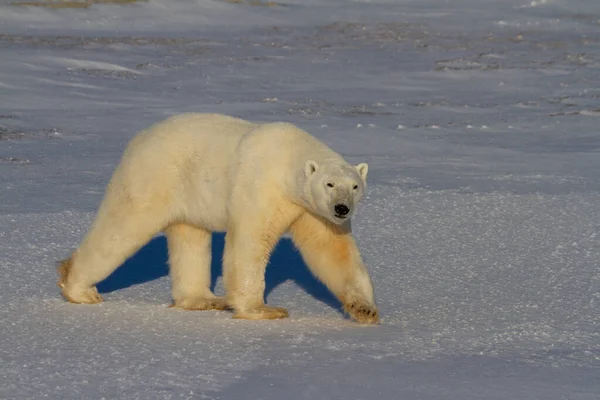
[223,199,303,320]
[290,212,379,324]
[165,223,227,311]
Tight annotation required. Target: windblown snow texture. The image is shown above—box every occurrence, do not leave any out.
[0,0,599,399]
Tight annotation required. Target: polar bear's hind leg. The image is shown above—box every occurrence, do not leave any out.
[166,223,227,311]
[58,199,169,304]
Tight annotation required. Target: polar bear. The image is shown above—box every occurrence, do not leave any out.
[58,113,378,324]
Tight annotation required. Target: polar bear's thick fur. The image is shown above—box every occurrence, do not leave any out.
[58,113,378,324]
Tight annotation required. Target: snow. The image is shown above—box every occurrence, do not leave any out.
[1,0,599,398]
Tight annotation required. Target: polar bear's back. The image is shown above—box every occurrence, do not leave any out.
[121,113,256,179]
[133,113,256,152]
[126,113,338,174]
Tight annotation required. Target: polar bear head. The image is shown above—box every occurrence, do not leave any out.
[304,160,368,225]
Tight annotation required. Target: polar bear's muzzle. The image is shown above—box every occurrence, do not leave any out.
[331,201,354,223]
[334,203,350,218]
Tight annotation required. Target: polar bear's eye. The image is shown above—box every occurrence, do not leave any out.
[327,183,334,188]
[353,185,358,190]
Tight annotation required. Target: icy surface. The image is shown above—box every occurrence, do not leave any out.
[1,0,599,399]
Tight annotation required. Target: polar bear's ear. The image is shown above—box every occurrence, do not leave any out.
[356,163,369,181]
[304,160,319,177]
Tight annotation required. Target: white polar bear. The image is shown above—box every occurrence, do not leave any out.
[58,113,379,324]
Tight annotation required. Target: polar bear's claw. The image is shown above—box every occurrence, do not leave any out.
[345,301,379,325]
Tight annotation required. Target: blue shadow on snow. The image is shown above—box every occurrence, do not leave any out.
[97,233,342,312]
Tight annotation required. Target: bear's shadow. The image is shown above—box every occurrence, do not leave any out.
[97,233,342,313]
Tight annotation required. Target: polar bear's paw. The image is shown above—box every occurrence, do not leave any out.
[344,301,379,325]
[57,258,103,304]
[61,285,103,304]
[170,296,229,311]
[233,305,289,320]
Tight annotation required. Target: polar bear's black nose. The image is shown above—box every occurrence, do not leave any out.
[334,204,350,216]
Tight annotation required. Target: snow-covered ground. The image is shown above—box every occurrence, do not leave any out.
[1,0,599,398]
